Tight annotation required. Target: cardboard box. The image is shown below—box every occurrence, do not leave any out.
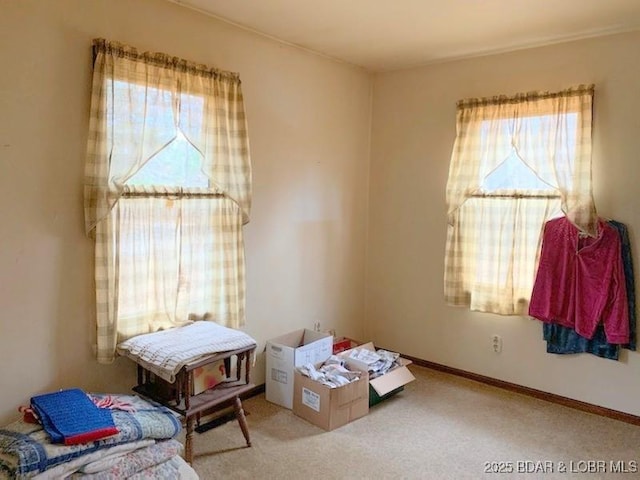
[293,368,369,431]
[339,342,415,406]
[265,329,333,409]
[192,360,226,395]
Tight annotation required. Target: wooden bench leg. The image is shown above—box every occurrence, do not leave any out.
[234,396,251,447]
[185,415,194,464]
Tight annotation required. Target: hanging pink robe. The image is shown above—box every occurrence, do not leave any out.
[529,217,629,344]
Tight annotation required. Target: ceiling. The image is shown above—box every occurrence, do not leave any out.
[169,0,640,72]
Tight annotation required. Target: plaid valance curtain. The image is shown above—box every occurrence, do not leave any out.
[84,39,252,362]
[444,85,595,314]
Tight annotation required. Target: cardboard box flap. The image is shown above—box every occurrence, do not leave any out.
[265,329,333,410]
[302,329,331,345]
[398,357,412,367]
[294,340,333,368]
[339,341,415,396]
[352,341,375,352]
[369,365,415,396]
[339,342,413,365]
[265,330,304,359]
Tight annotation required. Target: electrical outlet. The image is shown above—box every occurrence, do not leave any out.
[492,334,502,353]
[313,322,321,332]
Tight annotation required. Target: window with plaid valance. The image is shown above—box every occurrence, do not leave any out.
[84,39,252,363]
[444,85,596,315]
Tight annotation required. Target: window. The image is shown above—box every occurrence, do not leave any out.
[84,39,251,362]
[444,86,596,315]
[126,130,209,189]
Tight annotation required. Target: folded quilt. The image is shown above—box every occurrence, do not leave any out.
[0,395,181,479]
[117,321,257,383]
[168,456,200,480]
[128,455,184,480]
[73,441,156,475]
[30,441,152,480]
[30,389,118,446]
[68,439,182,479]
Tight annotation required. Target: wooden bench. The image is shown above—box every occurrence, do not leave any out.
[131,344,256,463]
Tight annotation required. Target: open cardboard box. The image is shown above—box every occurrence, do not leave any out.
[293,365,369,431]
[265,329,334,409]
[339,342,415,405]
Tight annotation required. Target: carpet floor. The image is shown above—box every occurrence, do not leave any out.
[186,365,640,479]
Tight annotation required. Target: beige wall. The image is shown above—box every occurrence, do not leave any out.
[1,0,638,427]
[368,31,640,415]
[0,0,371,424]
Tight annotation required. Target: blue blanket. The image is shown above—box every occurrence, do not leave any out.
[30,389,118,445]
[0,395,181,479]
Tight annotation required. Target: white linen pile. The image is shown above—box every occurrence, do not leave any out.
[298,355,362,388]
[117,321,257,383]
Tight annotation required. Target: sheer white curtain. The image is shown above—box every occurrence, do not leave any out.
[444,85,595,315]
[84,39,251,362]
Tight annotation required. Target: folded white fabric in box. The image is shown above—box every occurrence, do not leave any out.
[347,348,401,379]
[298,359,361,388]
